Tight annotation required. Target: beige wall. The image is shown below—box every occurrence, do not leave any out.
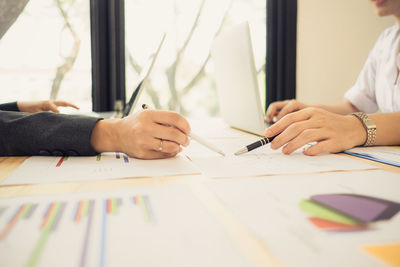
[297,0,395,105]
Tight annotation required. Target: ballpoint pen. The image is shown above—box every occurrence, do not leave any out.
[234,135,278,156]
[142,104,225,156]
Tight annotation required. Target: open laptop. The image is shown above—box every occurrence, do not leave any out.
[211,21,269,136]
[122,33,166,117]
[68,34,165,119]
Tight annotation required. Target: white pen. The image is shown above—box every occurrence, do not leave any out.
[142,104,225,156]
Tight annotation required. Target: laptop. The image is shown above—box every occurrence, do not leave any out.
[211,21,269,136]
[69,34,166,119]
[122,33,166,117]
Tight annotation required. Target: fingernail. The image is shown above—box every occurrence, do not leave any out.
[264,128,272,136]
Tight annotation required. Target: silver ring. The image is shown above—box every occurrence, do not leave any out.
[158,139,163,152]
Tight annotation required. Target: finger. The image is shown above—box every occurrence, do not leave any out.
[276,100,302,121]
[53,101,80,110]
[269,120,321,150]
[149,110,191,135]
[281,128,327,155]
[303,141,331,156]
[303,140,343,156]
[48,102,60,113]
[150,138,181,154]
[151,123,189,146]
[132,150,178,159]
[265,100,290,122]
[264,108,313,138]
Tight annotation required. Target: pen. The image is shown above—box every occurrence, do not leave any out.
[234,135,278,156]
[141,104,225,156]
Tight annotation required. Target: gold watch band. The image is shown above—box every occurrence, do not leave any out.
[351,112,376,146]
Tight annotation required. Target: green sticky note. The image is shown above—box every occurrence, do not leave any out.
[299,200,363,226]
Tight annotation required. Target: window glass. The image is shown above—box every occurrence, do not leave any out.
[0,0,92,111]
[125,0,266,118]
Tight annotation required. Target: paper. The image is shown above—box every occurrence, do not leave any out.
[206,170,400,267]
[363,243,400,267]
[1,153,199,185]
[185,136,378,178]
[0,185,251,267]
[345,146,400,167]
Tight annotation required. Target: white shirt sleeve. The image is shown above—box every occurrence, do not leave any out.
[344,34,383,113]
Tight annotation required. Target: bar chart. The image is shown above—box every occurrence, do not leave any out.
[0,185,250,267]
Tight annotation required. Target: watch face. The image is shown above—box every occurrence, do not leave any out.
[365,118,376,129]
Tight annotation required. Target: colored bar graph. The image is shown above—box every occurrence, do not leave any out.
[51,203,66,232]
[100,199,107,267]
[116,152,120,159]
[56,157,64,167]
[133,195,153,222]
[27,202,63,267]
[75,201,84,222]
[0,204,27,240]
[24,204,38,219]
[96,155,101,161]
[0,206,7,219]
[123,155,129,163]
[79,200,94,267]
[41,203,57,230]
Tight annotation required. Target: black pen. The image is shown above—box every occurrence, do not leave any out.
[234,135,278,156]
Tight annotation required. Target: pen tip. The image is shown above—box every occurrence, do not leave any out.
[234,148,248,156]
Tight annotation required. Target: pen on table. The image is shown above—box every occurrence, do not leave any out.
[141,104,225,156]
[234,135,278,156]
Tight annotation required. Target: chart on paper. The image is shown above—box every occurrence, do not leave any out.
[206,170,400,267]
[0,185,251,267]
[1,152,200,185]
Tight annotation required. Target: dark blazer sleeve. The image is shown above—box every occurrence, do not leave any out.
[0,111,102,156]
[0,102,19,111]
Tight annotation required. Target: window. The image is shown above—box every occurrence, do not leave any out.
[0,0,92,111]
[125,0,266,118]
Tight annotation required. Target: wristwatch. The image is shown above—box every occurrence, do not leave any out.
[351,112,376,146]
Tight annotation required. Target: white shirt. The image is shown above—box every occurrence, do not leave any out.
[345,24,400,113]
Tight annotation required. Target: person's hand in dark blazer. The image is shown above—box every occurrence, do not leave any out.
[17,100,79,113]
[90,109,191,159]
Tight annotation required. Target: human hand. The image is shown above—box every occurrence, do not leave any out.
[264,107,366,156]
[17,100,79,113]
[90,109,191,159]
[265,99,308,123]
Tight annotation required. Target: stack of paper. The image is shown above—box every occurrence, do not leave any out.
[344,146,400,167]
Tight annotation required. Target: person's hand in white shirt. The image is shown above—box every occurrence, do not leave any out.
[264,107,366,155]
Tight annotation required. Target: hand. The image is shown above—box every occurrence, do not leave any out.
[90,110,191,159]
[265,99,308,123]
[264,107,366,156]
[17,100,79,113]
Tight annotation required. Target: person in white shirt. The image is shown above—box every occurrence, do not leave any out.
[264,0,400,156]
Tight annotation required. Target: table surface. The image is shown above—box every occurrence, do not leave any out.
[0,152,398,267]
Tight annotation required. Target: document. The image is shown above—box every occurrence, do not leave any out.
[344,146,400,167]
[1,153,200,185]
[206,170,400,267]
[185,136,378,178]
[0,185,251,267]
